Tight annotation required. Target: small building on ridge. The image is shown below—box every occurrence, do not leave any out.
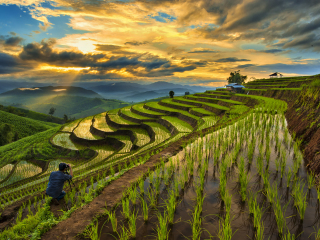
[269,72,283,78]
[225,83,245,93]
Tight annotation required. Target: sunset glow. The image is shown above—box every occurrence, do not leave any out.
[0,0,319,86]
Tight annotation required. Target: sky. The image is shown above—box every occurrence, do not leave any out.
[0,0,320,87]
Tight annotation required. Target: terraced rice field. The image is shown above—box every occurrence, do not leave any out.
[1,75,318,240]
[62,119,81,132]
[108,114,137,125]
[74,117,103,140]
[93,113,115,132]
[0,164,14,181]
[52,133,86,150]
[0,161,42,188]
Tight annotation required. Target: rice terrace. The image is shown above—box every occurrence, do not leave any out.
[1,75,320,240]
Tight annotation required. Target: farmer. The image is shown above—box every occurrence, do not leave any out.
[46,163,73,205]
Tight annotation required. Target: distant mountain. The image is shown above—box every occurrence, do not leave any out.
[145,81,182,90]
[83,81,216,101]
[90,82,148,93]
[123,91,168,102]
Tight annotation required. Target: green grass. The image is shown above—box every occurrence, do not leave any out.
[145,102,200,120]
[186,95,243,105]
[161,116,193,132]
[161,98,196,108]
[131,104,164,116]
[121,106,153,120]
[174,97,230,111]
[244,88,268,91]
[194,92,231,99]
[191,108,215,115]
[198,116,217,131]
[270,88,302,90]
[0,127,59,165]
[107,108,121,115]
[0,105,63,124]
[108,114,137,125]
[0,110,58,140]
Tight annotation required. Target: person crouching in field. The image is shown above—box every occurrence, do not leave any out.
[46,163,73,205]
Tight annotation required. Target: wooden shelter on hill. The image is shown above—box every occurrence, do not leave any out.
[225,83,245,93]
[269,72,283,78]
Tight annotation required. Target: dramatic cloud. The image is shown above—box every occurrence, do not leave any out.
[1,0,320,84]
[125,41,149,46]
[237,64,257,68]
[0,35,24,49]
[214,57,251,62]
[259,49,284,54]
[0,52,31,74]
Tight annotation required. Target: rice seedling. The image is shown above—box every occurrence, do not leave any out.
[274,199,288,235]
[146,188,158,208]
[165,168,173,185]
[307,172,315,189]
[154,175,161,194]
[121,198,130,219]
[275,158,280,172]
[255,221,265,240]
[128,187,137,205]
[248,191,258,216]
[252,203,263,230]
[104,208,118,232]
[282,232,296,240]
[217,213,234,240]
[140,196,148,222]
[155,212,170,240]
[164,189,178,225]
[292,182,307,220]
[84,219,108,240]
[115,225,130,240]
[127,210,138,238]
[139,178,145,194]
[238,157,249,202]
[286,168,293,188]
[247,141,255,163]
[189,205,203,240]
[219,170,227,202]
[280,158,286,179]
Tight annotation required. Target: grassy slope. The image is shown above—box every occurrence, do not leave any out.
[0,110,59,139]
[0,127,60,165]
[0,106,63,124]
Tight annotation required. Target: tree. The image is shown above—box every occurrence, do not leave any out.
[185,91,190,95]
[63,114,68,123]
[227,70,247,85]
[0,123,15,146]
[169,91,175,98]
[49,107,56,119]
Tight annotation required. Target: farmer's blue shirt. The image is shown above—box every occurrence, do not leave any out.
[46,171,72,198]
